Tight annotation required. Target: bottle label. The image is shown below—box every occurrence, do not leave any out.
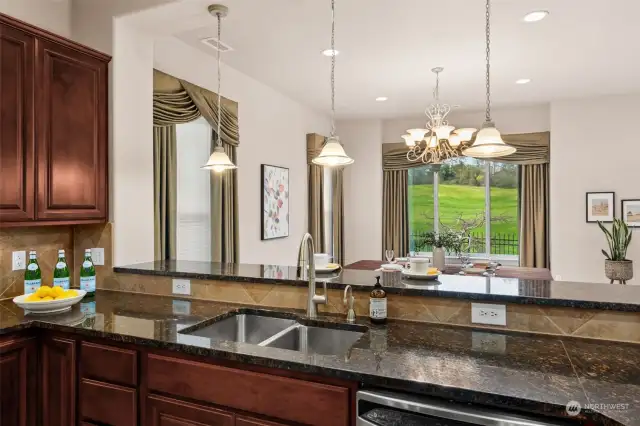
[80,301,96,315]
[80,276,96,292]
[82,260,93,268]
[27,263,39,271]
[369,298,387,319]
[55,262,66,269]
[24,279,41,294]
[53,277,70,289]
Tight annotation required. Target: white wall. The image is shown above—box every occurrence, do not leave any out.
[112,18,155,266]
[338,120,384,264]
[0,0,71,37]
[550,94,640,283]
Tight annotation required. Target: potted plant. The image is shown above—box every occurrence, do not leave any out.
[598,218,633,284]
[422,230,458,271]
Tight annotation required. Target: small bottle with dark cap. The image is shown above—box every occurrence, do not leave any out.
[369,276,387,324]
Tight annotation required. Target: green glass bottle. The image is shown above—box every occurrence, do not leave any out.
[79,249,96,295]
[24,250,42,294]
[53,249,70,289]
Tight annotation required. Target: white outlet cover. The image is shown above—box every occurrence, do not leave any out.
[91,248,105,266]
[471,303,507,326]
[471,331,507,354]
[12,251,26,271]
[172,279,191,295]
[172,300,191,315]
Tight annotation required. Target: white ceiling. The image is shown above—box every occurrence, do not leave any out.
[132,0,640,119]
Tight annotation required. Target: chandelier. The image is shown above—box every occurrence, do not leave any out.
[405,67,476,164]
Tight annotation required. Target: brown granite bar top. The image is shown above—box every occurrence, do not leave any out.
[0,289,637,425]
[114,260,640,312]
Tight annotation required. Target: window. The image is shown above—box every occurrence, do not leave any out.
[408,158,519,258]
[176,118,212,262]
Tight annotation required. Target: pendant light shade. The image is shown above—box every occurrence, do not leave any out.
[462,122,516,158]
[201,146,237,172]
[312,136,354,166]
[463,0,516,160]
[201,4,237,173]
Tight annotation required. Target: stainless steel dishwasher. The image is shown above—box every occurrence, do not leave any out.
[357,390,575,426]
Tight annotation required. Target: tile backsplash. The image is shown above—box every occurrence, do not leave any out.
[0,223,113,299]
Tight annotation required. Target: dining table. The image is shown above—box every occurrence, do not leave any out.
[343,259,553,280]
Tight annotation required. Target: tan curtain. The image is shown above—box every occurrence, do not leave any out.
[382,142,426,171]
[332,168,345,265]
[519,163,549,268]
[382,170,409,259]
[498,132,550,165]
[153,69,240,262]
[307,134,325,252]
[210,135,239,263]
[153,126,177,261]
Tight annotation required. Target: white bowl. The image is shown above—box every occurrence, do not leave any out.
[380,263,403,271]
[13,290,87,314]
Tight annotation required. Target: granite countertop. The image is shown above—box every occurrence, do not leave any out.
[1,290,638,425]
[114,260,640,312]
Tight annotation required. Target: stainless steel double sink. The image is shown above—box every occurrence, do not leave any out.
[180,311,367,356]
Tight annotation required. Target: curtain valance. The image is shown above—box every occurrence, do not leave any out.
[306,133,325,164]
[382,131,550,170]
[153,69,240,147]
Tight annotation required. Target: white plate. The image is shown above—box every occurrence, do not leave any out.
[380,263,403,271]
[401,269,441,281]
[13,290,87,314]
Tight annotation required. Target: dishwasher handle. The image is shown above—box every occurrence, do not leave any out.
[357,390,570,426]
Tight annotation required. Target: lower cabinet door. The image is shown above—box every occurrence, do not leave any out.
[0,336,37,426]
[41,336,76,426]
[236,416,290,426]
[146,394,234,426]
[80,379,137,426]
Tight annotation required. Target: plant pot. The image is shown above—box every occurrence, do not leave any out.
[605,260,633,283]
[433,247,446,271]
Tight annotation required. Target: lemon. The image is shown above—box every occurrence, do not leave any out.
[41,296,54,301]
[53,286,65,297]
[25,294,40,302]
[36,286,52,298]
[65,289,78,297]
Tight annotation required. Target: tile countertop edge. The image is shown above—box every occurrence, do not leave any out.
[0,319,622,426]
[113,265,640,313]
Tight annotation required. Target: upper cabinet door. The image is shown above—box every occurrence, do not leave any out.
[35,38,108,221]
[0,23,35,222]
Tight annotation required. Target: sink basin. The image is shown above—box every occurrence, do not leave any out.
[263,325,365,356]
[185,314,296,344]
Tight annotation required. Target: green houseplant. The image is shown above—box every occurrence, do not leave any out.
[598,219,633,284]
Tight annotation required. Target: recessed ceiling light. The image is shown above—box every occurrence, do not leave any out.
[322,49,339,57]
[375,97,388,102]
[523,10,549,22]
[516,78,531,84]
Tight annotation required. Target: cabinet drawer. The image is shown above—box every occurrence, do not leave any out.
[80,379,137,426]
[81,342,137,386]
[147,354,350,426]
[147,394,234,426]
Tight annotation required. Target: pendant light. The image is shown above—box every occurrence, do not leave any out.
[312,0,354,167]
[202,4,237,172]
[463,0,516,159]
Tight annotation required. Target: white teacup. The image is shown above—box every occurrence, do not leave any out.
[314,253,331,269]
[409,257,430,274]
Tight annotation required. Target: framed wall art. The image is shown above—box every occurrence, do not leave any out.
[261,164,290,240]
[621,199,640,228]
[586,192,615,223]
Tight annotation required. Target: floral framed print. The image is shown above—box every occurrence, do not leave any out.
[586,192,615,223]
[621,199,640,228]
[261,164,290,240]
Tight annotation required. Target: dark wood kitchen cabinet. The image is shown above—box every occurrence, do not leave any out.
[0,13,110,227]
[146,394,235,426]
[236,416,290,426]
[41,336,76,426]
[0,336,37,426]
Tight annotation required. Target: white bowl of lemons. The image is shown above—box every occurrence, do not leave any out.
[13,286,86,314]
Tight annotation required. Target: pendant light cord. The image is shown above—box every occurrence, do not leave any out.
[485,0,491,123]
[330,0,336,137]
[216,12,223,148]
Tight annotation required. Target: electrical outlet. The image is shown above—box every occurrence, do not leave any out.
[172,300,191,315]
[90,248,105,266]
[172,279,191,295]
[12,251,26,271]
[472,331,506,354]
[471,303,507,326]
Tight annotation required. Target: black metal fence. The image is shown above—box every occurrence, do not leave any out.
[410,232,519,256]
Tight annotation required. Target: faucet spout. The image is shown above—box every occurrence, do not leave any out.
[297,233,327,318]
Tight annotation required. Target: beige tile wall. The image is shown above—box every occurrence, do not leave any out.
[103,274,640,344]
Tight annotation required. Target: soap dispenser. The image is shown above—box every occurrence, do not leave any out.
[369,276,387,324]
